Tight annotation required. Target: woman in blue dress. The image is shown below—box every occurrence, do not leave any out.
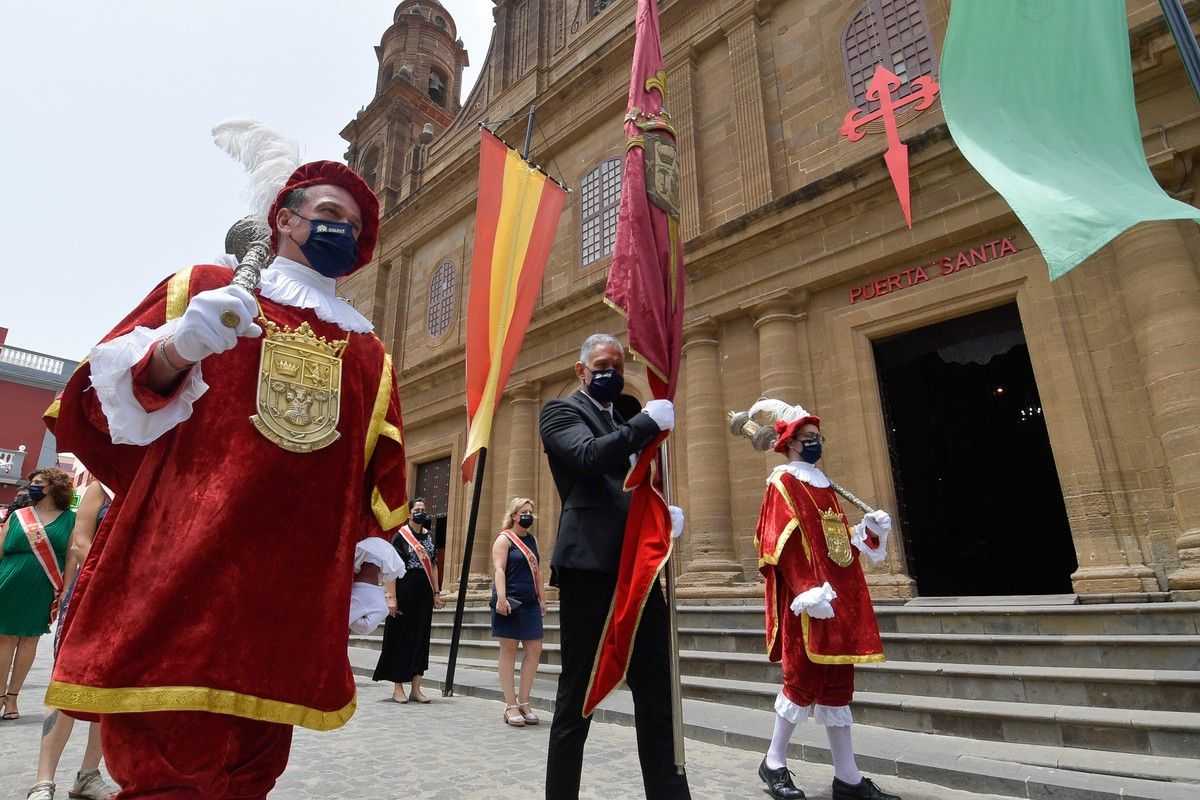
[490,497,546,727]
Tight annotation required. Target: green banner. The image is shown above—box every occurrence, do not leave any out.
[941,0,1200,279]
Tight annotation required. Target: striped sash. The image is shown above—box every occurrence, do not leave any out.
[14,507,64,620]
[501,529,542,604]
[396,525,437,593]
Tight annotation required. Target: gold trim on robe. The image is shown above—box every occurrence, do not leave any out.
[45,680,357,731]
[165,267,194,322]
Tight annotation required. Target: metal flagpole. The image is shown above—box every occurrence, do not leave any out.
[659,441,686,775]
[1160,0,1200,102]
[523,105,537,159]
[443,447,487,696]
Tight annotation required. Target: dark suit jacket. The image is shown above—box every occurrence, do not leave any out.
[540,390,661,578]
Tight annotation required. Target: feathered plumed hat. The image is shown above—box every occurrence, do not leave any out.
[211,118,380,273]
[748,397,821,454]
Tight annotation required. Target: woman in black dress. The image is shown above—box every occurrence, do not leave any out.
[372,498,443,703]
[490,497,546,727]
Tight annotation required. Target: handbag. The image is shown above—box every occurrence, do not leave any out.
[489,586,522,613]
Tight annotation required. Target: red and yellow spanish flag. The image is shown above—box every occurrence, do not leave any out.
[585,0,685,716]
[462,127,567,482]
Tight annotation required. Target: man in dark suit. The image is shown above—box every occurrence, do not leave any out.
[540,333,691,800]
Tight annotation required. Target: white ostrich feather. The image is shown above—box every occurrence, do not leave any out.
[749,397,810,424]
[211,118,301,223]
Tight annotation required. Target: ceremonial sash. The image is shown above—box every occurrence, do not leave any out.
[396,525,437,593]
[15,507,64,620]
[500,529,542,603]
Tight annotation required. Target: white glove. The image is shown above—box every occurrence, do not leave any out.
[851,510,891,564]
[669,505,685,540]
[641,399,675,431]
[790,582,837,619]
[172,285,262,363]
[348,582,389,634]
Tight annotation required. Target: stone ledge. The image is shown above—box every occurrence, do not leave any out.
[348,648,1200,800]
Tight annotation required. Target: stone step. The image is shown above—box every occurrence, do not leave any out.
[350,636,1200,756]
[418,621,1200,671]
[430,601,1200,637]
[347,647,1200,800]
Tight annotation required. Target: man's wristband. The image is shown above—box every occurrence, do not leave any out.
[157,338,193,373]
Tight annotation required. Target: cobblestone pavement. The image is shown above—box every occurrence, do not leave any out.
[1,643,1015,799]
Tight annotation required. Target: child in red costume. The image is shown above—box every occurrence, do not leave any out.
[749,398,900,800]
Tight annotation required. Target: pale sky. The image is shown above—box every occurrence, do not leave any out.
[0,1,493,361]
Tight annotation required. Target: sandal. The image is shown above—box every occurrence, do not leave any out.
[27,781,55,800]
[69,767,118,800]
[3,692,20,720]
[518,700,540,725]
[503,704,526,727]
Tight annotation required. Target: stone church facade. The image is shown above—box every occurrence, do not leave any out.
[338,0,1200,601]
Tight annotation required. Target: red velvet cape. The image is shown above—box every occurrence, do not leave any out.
[44,265,407,730]
[756,470,884,666]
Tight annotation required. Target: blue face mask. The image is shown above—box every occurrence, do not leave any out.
[585,368,624,404]
[799,440,823,464]
[291,215,359,278]
[26,485,46,502]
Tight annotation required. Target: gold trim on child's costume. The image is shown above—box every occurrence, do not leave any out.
[800,615,886,664]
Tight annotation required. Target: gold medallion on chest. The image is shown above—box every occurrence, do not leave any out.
[820,509,854,568]
[250,321,347,453]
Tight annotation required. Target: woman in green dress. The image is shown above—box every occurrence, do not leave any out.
[0,467,75,721]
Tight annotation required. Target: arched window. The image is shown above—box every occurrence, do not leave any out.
[843,0,937,113]
[382,63,395,84]
[434,15,447,29]
[359,147,380,192]
[427,260,456,339]
[428,69,447,106]
[580,158,622,267]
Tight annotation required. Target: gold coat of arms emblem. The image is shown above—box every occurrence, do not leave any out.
[251,321,347,453]
[820,509,855,568]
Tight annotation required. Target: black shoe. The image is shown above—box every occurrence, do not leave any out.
[832,776,901,800]
[758,758,806,799]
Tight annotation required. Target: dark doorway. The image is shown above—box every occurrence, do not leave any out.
[873,303,1076,596]
[415,457,451,590]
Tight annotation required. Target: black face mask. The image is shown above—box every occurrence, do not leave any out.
[517,514,534,529]
[411,511,429,526]
[585,368,624,404]
[797,441,823,464]
[288,214,359,278]
[26,485,46,503]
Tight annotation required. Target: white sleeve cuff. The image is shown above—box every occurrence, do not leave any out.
[851,522,889,564]
[355,537,405,583]
[348,582,388,634]
[790,582,837,615]
[88,321,208,446]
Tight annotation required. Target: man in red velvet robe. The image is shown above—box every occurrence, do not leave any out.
[44,161,407,798]
[749,399,900,800]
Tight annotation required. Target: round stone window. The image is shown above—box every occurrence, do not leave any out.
[427,261,456,339]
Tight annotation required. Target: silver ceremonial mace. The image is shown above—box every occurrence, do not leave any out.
[219,217,273,328]
[727,410,876,514]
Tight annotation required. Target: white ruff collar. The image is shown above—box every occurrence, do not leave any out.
[214,255,374,333]
[769,460,831,488]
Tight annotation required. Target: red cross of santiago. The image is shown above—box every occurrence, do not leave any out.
[839,64,940,229]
